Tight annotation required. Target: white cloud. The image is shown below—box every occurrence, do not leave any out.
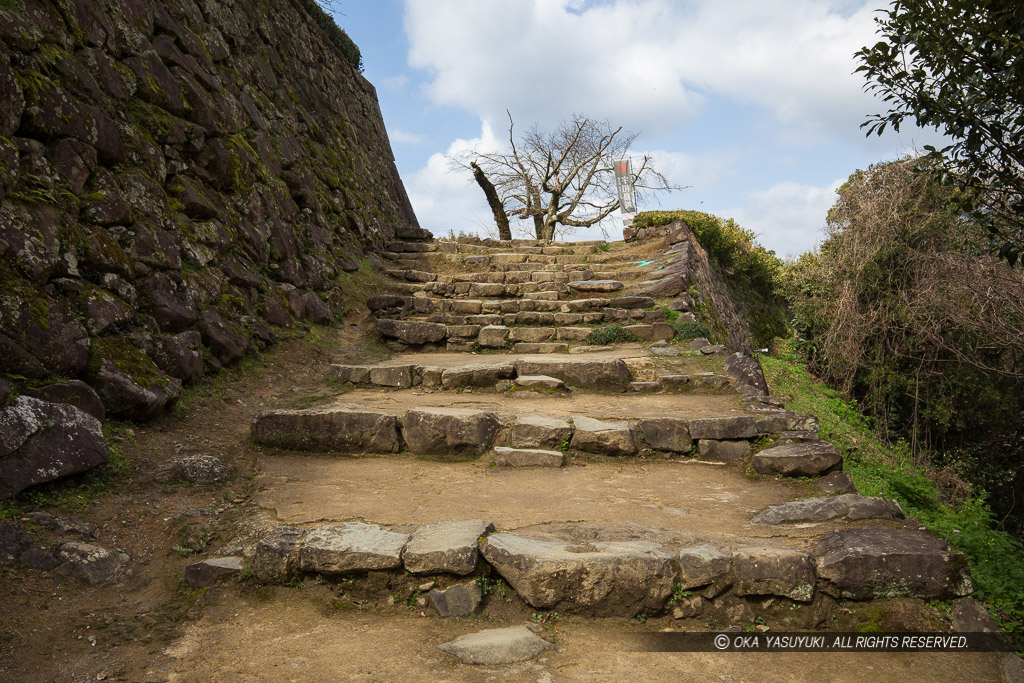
[389,129,426,145]
[403,0,889,141]
[722,179,845,258]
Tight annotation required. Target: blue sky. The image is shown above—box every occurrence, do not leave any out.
[333,0,942,258]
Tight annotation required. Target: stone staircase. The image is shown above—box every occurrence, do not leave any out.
[238,233,976,649]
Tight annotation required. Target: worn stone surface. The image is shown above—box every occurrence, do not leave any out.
[697,439,751,461]
[493,446,564,467]
[53,542,121,585]
[402,519,494,575]
[510,415,573,450]
[24,380,105,421]
[753,442,843,477]
[481,534,676,616]
[571,416,638,457]
[299,523,410,574]
[732,546,815,602]
[812,471,859,496]
[437,626,553,665]
[688,416,757,440]
[250,404,400,454]
[813,527,973,600]
[157,454,232,485]
[428,581,483,617]
[402,407,500,459]
[752,494,903,525]
[514,358,630,392]
[375,319,447,345]
[513,375,567,391]
[0,396,108,499]
[252,526,304,584]
[369,365,415,388]
[677,545,731,590]
[440,363,515,389]
[185,556,243,588]
[477,325,509,348]
[328,365,372,384]
[567,280,623,293]
[722,353,768,396]
[637,418,692,453]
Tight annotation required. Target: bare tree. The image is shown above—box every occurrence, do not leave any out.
[454,113,677,240]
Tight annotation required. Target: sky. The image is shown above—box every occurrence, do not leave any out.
[332,0,943,258]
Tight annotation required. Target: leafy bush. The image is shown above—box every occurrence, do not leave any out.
[673,321,710,340]
[585,325,639,345]
[782,158,1024,533]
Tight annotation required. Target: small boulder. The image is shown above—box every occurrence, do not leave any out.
[753,442,843,477]
[697,439,751,461]
[24,380,105,421]
[688,416,757,440]
[722,353,768,396]
[510,415,572,450]
[53,542,121,585]
[812,471,858,496]
[637,418,692,453]
[0,521,31,564]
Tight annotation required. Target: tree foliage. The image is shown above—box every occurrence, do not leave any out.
[783,158,1024,530]
[457,113,675,240]
[856,0,1024,265]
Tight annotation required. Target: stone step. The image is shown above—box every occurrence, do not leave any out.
[252,400,820,461]
[251,520,971,617]
[374,316,676,350]
[329,356,744,397]
[493,446,564,467]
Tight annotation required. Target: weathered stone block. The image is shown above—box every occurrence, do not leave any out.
[250,404,400,453]
[571,416,638,456]
[403,519,494,575]
[402,407,501,459]
[732,546,815,602]
[299,523,410,574]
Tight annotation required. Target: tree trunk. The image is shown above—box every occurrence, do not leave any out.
[470,162,511,240]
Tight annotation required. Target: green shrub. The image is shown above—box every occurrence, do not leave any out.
[673,321,711,340]
[585,325,639,345]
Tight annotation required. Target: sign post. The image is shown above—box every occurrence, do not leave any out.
[614,159,636,216]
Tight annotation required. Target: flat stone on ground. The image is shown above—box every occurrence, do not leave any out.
[813,471,859,495]
[437,626,553,665]
[752,494,904,525]
[813,527,973,600]
[299,522,410,574]
[375,319,447,345]
[753,441,843,477]
[677,545,731,590]
[493,446,564,467]
[402,519,494,575]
